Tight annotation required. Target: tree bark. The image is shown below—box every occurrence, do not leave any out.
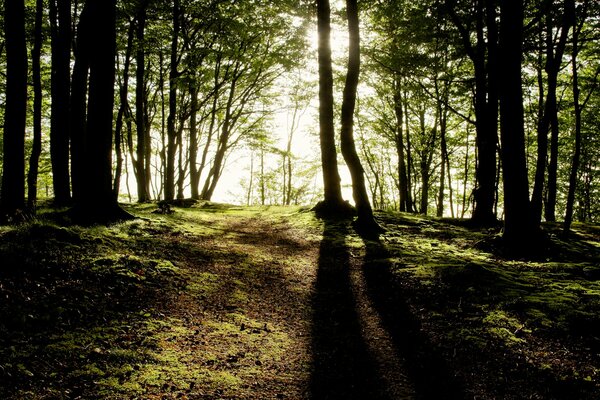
[498,0,537,248]
[27,0,45,212]
[1,0,27,220]
[393,75,410,212]
[315,0,346,212]
[72,0,131,222]
[564,0,585,234]
[532,0,573,224]
[70,2,92,203]
[165,0,181,201]
[113,20,135,199]
[546,0,574,222]
[49,0,72,205]
[339,0,378,231]
[135,3,150,202]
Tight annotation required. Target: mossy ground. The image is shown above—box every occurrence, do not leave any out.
[0,203,598,399]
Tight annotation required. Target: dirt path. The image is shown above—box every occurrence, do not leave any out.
[155,210,420,399]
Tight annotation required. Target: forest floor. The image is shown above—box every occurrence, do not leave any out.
[0,202,599,399]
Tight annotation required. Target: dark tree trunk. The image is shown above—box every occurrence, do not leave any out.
[1,0,28,220]
[498,0,537,248]
[564,0,583,234]
[473,0,498,226]
[189,81,200,200]
[339,0,378,231]
[201,76,237,201]
[113,20,135,199]
[135,3,150,202]
[49,0,72,205]
[393,76,410,212]
[532,1,573,224]
[72,0,131,223]
[315,0,346,213]
[447,0,497,225]
[70,2,92,203]
[546,0,574,222]
[27,0,45,212]
[165,0,180,202]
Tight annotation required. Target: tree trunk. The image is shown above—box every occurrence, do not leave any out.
[135,3,150,202]
[1,0,27,220]
[339,0,378,231]
[189,81,200,200]
[564,0,583,234]
[27,0,44,212]
[498,0,537,248]
[72,0,131,223]
[532,1,572,224]
[393,76,410,212]
[70,2,92,203]
[113,20,135,199]
[49,0,72,205]
[447,0,497,225]
[546,0,574,222]
[165,0,180,201]
[315,0,345,212]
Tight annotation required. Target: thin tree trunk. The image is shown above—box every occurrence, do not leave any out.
[339,0,378,230]
[27,0,44,212]
[189,81,200,199]
[546,0,574,222]
[135,3,150,202]
[165,0,180,201]
[532,1,573,224]
[564,1,588,233]
[113,20,135,199]
[316,0,345,211]
[393,76,410,212]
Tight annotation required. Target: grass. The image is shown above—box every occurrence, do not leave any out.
[0,202,598,399]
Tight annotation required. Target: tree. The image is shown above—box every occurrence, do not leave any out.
[497,0,538,247]
[314,0,348,215]
[446,0,498,226]
[27,0,45,212]
[1,0,27,220]
[531,0,574,224]
[134,0,151,202]
[339,0,380,232]
[49,0,72,205]
[71,0,132,222]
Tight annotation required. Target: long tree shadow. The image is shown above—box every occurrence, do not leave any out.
[360,235,464,399]
[311,219,391,399]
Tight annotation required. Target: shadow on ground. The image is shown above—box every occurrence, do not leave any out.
[311,218,463,399]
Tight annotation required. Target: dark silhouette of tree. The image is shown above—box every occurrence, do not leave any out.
[531,0,574,225]
[339,0,380,232]
[70,1,92,203]
[27,0,45,212]
[446,0,498,226]
[314,0,349,215]
[71,0,132,223]
[49,0,72,205]
[165,0,181,202]
[1,0,27,221]
[134,0,151,202]
[497,0,538,247]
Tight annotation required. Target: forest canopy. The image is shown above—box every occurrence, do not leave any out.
[0,0,599,242]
